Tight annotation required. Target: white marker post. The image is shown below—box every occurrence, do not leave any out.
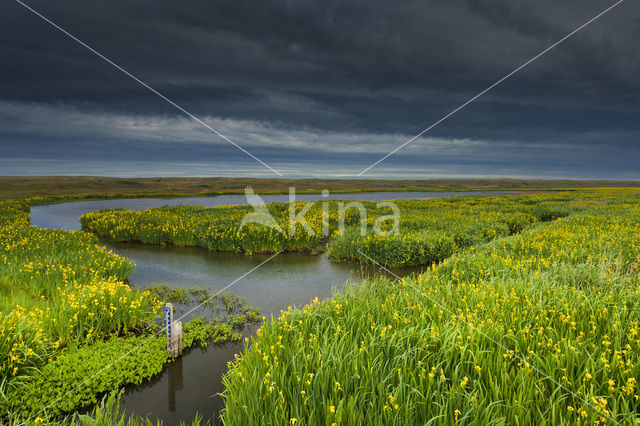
[166,303,182,356]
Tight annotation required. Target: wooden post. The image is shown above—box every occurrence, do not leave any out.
[171,320,183,356]
[166,303,182,356]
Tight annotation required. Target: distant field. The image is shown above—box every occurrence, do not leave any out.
[1,176,639,200]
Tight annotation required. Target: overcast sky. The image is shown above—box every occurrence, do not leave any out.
[0,0,638,178]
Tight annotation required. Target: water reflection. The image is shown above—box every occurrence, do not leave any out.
[168,357,183,412]
[120,337,250,424]
[110,243,416,316]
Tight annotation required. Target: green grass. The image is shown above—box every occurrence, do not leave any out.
[3,187,640,424]
[0,200,155,391]
[2,317,246,420]
[81,193,586,267]
[0,198,261,423]
[222,191,640,425]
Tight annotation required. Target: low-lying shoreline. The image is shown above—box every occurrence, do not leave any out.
[3,175,638,201]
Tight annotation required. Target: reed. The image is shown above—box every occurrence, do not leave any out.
[222,191,640,425]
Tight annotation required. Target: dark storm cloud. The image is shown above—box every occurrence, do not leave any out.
[0,0,638,177]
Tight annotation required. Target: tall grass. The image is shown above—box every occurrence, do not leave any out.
[328,197,579,267]
[222,193,640,425]
[0,200,158,396]
[1,198,266,421]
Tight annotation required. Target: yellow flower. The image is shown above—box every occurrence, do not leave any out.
[460,376,469,388]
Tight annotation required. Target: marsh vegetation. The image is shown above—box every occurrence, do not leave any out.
[2,188,640,424]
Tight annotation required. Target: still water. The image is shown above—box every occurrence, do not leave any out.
[30,191,499,423]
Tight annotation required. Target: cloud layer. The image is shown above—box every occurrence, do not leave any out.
[0,0,638,178]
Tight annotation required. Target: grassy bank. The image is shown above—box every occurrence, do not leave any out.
[0,200,260,423]
[222,190,640,424]
[0,200,153,385]
[81,194,580,267]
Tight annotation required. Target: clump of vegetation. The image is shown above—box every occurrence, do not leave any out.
[80,194,587,267]
[222,191,640,425]
[0,200,154,393]
[327,197,586,267]
[2,314,255,419]
[145,285,258,317]
[0,279,261,420]
[0,200,260,422]
[144,284,261,331]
